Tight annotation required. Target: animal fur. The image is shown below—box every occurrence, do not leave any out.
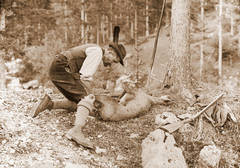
[95,89,170,121]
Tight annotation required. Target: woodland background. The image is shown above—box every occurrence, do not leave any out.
[0,0,238,86]
[0,0,167,85]
[0,0,240,168]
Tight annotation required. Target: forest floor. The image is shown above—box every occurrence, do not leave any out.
[1,29,240,168]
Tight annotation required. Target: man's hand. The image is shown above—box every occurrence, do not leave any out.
[72,73,80,80]
[80,75,93,81]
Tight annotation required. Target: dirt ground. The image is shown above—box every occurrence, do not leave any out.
[1,30,240,168]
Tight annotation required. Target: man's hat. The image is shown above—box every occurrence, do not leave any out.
[109,26,126,66]
[109,43,126,65]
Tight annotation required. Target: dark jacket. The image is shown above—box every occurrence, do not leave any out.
[49,44,102,82]
[48,44,103,103]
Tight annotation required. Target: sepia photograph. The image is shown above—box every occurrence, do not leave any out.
[0,0,240,167]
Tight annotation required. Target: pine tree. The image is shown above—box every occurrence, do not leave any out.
[163,0,194,101]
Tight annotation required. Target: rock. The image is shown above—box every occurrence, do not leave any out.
[198,145,221,168]
[44,87,53,94]
[129,133,139,139]
[23,80,39,89]
[6,77,22,90]
[97,134,103,138]
[116,154,126,161]
[9,148,15,154]
[141,129,187,168]
[179,123,194,134]
[95,146,107,154]
[2,139,7,145]
[5,58,24,75]
[155,112,179,126]
[177,113,193,119]
[31,161,54,168]
[65,162,89,168]
[8,159,14,166]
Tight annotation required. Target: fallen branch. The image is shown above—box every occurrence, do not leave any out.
[160,93,224,133]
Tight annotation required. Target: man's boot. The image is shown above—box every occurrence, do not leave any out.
[32,94,53,118]
[32,95,77,118]
[66,94,95,149]
[66,125,94,149]
[52,99,77,112]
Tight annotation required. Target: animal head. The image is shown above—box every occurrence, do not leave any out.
[119,74,137,93]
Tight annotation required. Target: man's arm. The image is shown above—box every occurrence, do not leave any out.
[79,46,103,81]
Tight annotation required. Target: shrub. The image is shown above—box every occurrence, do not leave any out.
[22,30,67,83]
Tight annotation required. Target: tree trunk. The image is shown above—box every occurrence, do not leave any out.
[85,12,89,43]
[110,2,113,41]
[145,0,149,37]
[134,9,138,47]
[230,6,234,36]
[114,15,117,25]
[97,15,100,45]
[218,0,222,82]
[238,25,240,58]
[0,54,7,89]
[38,23,41,42]
[0,8,5,31]
[200,0,204,81]
[24,29,28,48]
[163,0,193,100]
[81,0,85,43]
[101,15,105,44]
[131,21,134,39]
[64,0,68,43]
[130,2,134,39]
[106,15,109,42]
[134,7,138,83]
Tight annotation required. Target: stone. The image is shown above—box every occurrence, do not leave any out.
[7,77,22,90]
[65,162,89,168]
[31,161,54,168]
[23,80,39,89]
[177,113,193,119]
[97,134,103,138]
[155,112,179,126]
[141,129,187,168]
[116,154,126,161]
[129,133,139,139]
[95,146,107,154]
[178,123,194,134]
[198,145,221,168]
